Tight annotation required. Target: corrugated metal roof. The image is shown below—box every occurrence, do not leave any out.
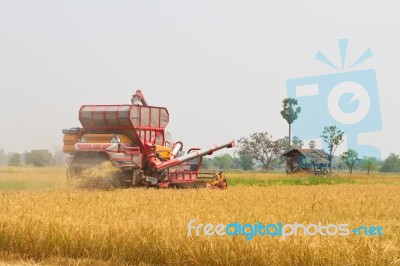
[282,148,329,161]
[283,148,327,156]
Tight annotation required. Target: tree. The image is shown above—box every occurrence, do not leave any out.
[25,149,54,167]
[200,157,213,170]
[340,149,359,174]
[213,154,233,169]
[8,153,22,166]
[282,136,303,151]
[269,158,285,171]
[280,98,301,149]
[360,157,380,174]
[292,136,303,149]
[230,156,241,170]
[238,154,254,170]
[380,153,400,172]
[321,125,344,173]
[309,140,316,149]
[236,132,284,172]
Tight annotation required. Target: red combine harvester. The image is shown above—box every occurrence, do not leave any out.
[63,90,234,188]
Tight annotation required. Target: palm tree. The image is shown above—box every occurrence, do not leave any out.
[280,98,301,150]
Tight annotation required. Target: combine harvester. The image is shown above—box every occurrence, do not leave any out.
[63,90,234,188]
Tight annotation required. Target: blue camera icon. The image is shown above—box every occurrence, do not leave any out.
[286,69,382,158]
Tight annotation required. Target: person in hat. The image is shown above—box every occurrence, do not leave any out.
[214,171,227,188]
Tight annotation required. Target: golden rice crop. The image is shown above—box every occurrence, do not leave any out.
[0,167,399,265]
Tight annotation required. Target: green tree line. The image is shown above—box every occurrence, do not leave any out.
[0,147,66,167]
[2,145,400,173]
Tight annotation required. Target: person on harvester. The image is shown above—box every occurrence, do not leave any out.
[214,171,226,188]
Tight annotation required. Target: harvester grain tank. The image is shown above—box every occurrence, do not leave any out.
[63,90,234,188]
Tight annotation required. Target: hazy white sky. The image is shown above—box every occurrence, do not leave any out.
[0,1,399,158]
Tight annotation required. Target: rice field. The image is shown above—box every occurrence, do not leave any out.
[0,167,399,265]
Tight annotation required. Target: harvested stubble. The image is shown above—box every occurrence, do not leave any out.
[73,162,126,190]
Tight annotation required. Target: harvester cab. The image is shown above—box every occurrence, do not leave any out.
[63,90,234,188]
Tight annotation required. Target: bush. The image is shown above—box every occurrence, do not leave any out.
[380,153,400,172]
[8,153,22,166]
[25,150,54,167]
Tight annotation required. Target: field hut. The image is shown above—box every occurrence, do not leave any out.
[282,148,329,174]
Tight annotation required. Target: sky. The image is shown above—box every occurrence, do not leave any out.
[0,1,399,158]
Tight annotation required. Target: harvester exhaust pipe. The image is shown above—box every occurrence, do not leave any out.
[170,141,183,159]
[154,139,235,172]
